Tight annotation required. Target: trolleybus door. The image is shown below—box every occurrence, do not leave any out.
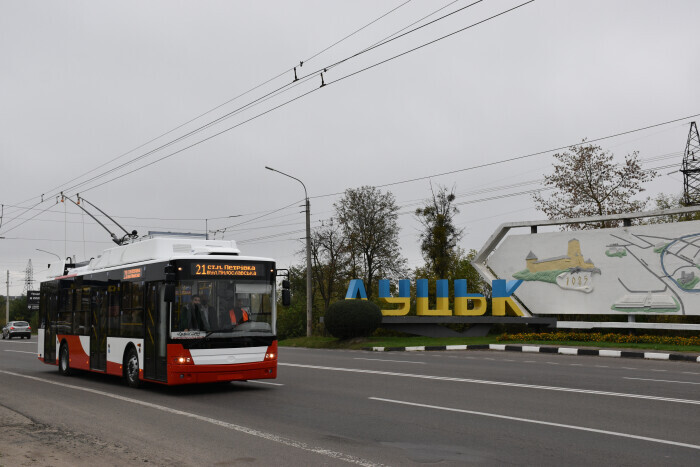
[89,287,107,371]
[144,282,167,381]
[42,287,57,363]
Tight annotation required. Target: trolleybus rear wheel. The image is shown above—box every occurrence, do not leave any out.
[124,348,141,388]
[58,343,72,376]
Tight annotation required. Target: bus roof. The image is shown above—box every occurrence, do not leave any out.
[57,236,275,278]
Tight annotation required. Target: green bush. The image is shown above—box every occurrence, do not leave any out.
[325,300,382,339]
[277,305,306,340]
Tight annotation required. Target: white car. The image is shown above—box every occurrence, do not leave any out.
[2,321,31,339]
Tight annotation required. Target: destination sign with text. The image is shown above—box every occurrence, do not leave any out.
[191,263,264,277]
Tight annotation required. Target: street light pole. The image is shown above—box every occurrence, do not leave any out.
[265,166,313,337]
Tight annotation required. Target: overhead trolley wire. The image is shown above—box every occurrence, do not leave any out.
[303,0,414,64]
[14,0,488,212]
[2,0,492,235]
[54,0,487,200]
[310,112,700,200]
[7,0,418,211]
[4,2,694,240]
[66,1,530,198]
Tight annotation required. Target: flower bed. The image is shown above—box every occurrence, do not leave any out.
[498,331,700,347]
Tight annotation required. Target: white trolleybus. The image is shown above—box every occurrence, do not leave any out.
[37,233,284,387]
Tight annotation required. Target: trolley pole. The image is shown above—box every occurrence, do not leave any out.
[265,166,313,337]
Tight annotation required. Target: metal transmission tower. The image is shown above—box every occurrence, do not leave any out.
[23,259,34,294]
[681,121,700,206]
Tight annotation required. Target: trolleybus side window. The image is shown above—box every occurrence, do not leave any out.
[73,286,90,336]
[57,288,73,334]
[120,281,144,338]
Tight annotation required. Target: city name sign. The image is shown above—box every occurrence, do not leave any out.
[345,278,525,317]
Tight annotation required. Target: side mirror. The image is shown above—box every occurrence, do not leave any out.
[281,278,291,306]
[164,283,175,303]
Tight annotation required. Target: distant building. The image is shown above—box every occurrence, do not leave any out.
[525,239,596,273]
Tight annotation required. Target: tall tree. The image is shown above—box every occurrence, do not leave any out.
[415,184,464,278]
[646,192,700,224]
[532,142,657,229]
[309,219,350,313]
[335,186,406,298]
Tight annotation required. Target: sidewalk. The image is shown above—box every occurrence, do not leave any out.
[0,405,158,466]
[364,343,700,362]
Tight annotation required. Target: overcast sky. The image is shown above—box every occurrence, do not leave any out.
[1,0,699,295]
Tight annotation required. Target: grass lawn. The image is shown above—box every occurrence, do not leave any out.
[279,336,700,353]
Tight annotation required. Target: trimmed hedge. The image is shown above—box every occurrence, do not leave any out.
[325,300,382,339]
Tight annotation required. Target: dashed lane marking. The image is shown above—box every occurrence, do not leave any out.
[370,397,700,451]
[353,358,425,364]
[0,370,379,466]
[281,363,700,406]
[624,377,700,386]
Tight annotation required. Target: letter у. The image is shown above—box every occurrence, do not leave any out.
[416,279,451,316]
[453,279,487,316]
[378,279,410,316]
[491,279,524,316]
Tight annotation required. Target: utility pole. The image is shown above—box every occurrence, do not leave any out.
[265,166,313,337]
[5,270,9,324]
[681,121,700,206]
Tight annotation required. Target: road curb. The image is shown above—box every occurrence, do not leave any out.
[363,344,700,363]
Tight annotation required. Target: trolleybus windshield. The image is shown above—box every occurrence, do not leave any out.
[171,278,273,339]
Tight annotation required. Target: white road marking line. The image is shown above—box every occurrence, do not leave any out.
[369,397,700,451]
[546,362,559,365]
[0,340,35,344]
[624,377,700,386]
[622,367,638,370]
[354,358,425,364]
[570,364,583,366]
[524,361,536,363]
[246,380,284,386]
[280,363,700,406]
[3,350,36,355]
[649,369,667,372]
[683,372,700,375]
[0,370,379,467]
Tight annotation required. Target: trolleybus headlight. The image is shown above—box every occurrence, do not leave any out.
[265,352,276,360]
[173,357,192,364]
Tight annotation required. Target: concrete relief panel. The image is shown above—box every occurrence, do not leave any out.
[487,220,700,315]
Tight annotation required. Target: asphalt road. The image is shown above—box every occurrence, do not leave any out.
[1,337,700,466]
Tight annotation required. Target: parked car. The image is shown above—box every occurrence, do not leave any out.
[2,321,31,339]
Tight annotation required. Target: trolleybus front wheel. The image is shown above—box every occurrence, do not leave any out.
[124,348,141,388]
[58,343,72,376]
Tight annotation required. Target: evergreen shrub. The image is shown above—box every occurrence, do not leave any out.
[325,300,382,339]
